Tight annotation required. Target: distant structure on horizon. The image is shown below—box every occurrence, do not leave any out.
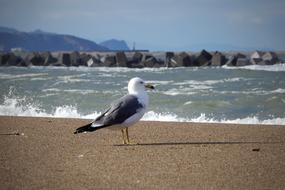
[132,42,136,51]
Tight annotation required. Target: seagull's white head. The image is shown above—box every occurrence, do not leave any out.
[128,77,154,95]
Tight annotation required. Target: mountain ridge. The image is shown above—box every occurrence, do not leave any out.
[99,39,130,51]
[0,26,111,52]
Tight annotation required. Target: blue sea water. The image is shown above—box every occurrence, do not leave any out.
[0,64,285,125]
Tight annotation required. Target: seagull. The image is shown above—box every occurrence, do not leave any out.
[74,77,154,144]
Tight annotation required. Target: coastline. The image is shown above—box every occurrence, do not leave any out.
[0,116,284,189]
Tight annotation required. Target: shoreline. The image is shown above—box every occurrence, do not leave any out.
[0,116,284,189]
[1,115,284,126]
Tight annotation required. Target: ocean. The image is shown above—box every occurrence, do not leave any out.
[0,64,285,125]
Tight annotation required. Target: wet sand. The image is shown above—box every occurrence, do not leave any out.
[0,116,284,190]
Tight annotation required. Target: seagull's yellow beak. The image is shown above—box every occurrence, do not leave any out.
[145,83,155,90]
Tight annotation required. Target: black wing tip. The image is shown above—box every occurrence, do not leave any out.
[73,123,93,135]
[73,130,81,134]
[73,129,84,134]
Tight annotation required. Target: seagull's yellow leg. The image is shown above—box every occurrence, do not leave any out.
[126,127,137,145]
[121,129,127,144]
[126,127,130,143]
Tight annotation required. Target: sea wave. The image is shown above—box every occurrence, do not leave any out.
[173,77,247,86]
[42,88,97,94]
[0,97,101,119]
[147,80,174,85]
[215,88,285,95]
[41,88,121,95]
[56,66,173,74]
[92,66,172,73]
[223,63,285,72]
[0,73,49,80]
[52,74,91,85]
[143,112,285,125]
[142,111,189,122]
[0,97,284,125]
[162,88,197,96]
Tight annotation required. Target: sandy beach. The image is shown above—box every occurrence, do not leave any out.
[0,116,284,189]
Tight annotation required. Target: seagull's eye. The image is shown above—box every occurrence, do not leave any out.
[140,81,144,84]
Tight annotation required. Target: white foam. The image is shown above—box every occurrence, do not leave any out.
[62,66,172,74]
[95,67,171,73]
[0,97,101,119]
[162,88,197,96]
[184,101,192,105]
[143,112,285,125]
[29,65,184,73]
[53,74,91,85]
[272,88,285,93]
[30,77,53,81]
[0,73,48,80]
[42,88,119,95]
[174,78,247,86]
[57,73,86,79]
[0,98,50,117]
[0,97,284,125]
[147,80,174,85]
[38,93,58,98]
[223,63,285,72]
[42,88,61,92]
[162,83,216,95]
[215,88,285,95]
[142,111,189,122]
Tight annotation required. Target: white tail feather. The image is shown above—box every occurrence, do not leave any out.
[91,123,103,128]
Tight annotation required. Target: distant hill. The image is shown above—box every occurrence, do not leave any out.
[0,26,108,52]
[0,26,20,33]
[99,39,130,51]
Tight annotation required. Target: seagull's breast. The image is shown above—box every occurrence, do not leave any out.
[136,93,149,108]
[122,106,146,126]
[121,92,148,126]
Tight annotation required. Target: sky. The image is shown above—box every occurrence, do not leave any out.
[0,0,285,51]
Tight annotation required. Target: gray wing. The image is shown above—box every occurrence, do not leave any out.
[94,95,144,127]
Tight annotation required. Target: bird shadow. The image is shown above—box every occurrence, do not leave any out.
[113,141,282,147]
[0,132,21,136]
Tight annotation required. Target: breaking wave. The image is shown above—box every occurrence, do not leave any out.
[0,97,284,125]
[223,63,285,72]
[0,97,101,119]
